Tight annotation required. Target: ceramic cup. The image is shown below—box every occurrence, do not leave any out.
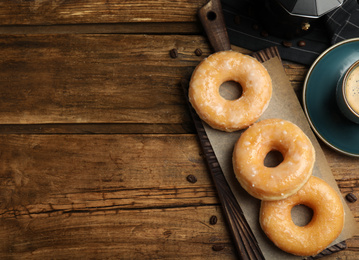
[336,60,359,124]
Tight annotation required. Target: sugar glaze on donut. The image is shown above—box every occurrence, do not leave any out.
[232,118,315,201]
[189,51,272,132]
[260,176,344,256]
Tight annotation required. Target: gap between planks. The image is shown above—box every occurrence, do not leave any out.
[0,22,201,35]
[0,123,196,135]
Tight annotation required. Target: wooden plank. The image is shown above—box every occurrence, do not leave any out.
[1,208,358,260]
[0,34,211,125]
[321,143,359,181]
[0,0,207,26]
[0,134,220,218]
[0,206,236,259]
[282,61,308,94]
[0,133,231,258]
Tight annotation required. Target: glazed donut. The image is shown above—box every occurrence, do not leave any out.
[260,176,344,256]
[188,51,272,132]
[232,118,315,201]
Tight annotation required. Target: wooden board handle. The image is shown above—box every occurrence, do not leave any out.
[198,0,231,52]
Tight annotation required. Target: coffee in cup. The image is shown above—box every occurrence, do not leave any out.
[336,60,359,124]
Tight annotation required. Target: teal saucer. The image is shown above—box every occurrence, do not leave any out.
[303,38,359,157]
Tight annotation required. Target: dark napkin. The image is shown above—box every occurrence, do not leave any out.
[222,0,359,65]
[325,0,359,44]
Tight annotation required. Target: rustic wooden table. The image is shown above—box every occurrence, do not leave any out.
[0,1,358,259]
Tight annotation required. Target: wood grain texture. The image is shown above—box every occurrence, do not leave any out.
[0,34,211,125]
[1,207,236,259]
[282,61,309,97]
[0,134,216,216]
[198,0,231,52]
[0,134,234,259]
[0,0,207,25]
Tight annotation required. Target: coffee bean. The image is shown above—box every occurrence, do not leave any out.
[186,174,197,183]
[169,48,178,58]
[346,193,357,203]
[194,48,202,56]
[297,40,306,47]
[282,40,292,48]
[209,215,218,225]
[212,245,225,251]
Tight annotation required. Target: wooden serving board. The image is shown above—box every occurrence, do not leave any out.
[182,46,354,259]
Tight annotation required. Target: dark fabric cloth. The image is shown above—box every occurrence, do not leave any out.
[222,0,359,65]
[325,0,359,44]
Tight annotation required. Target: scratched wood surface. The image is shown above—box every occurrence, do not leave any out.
[0,0,207,25]
[0,1,358,259]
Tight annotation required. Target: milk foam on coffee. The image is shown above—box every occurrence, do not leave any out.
[345,66,359,115]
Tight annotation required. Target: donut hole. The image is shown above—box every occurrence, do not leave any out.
[264,150,284,168]
[291,204,314,227]
[219,81,243,100]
